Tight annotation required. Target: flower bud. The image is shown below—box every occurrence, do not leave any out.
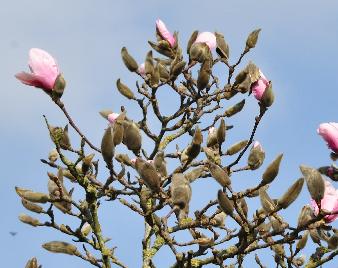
[259,189,276,213]
[245,29,261,50]
[203,147,221,165]
[42,241,79,256]
[184,167,205,183]
[261,154,283,185]
[317,122,338,153]
[225,140,248,155]
[80,222,92,237]
[25,257,38,268]
[247,141,265,170]
[135,158,161,192]
[217,119,226,146]
[277,178,304,209]
[19,213,40,227]
[171,173,192,219]
[21,199,44,214]
[170,61,186,81]
[261,82,275,107]
[217,190,234,215]
[121,47,138,72]
[154,151,167,177]
[15,187,49,203]
[180,127,202,164]
[155,19,176,47]
[52,74,66,98]
[116,79,135,100]
[115,154,132,166]
[101,126,115,166]
[186,30,199,54]
[300,165,325,202]
[328,235,338,249]
[224,99,245,117]
[194,32,217,50]
[207,161,231,188]
[296,231,309,251]
[215,32,229,60]
[197,61,211,90]
[189,43,209,63]
[212,212,226,227]
[145,50,154,76]
[122,121,142,155]
[297,205,313,228]
[158,63,169,81]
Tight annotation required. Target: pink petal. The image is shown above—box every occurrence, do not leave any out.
[15,71,52,90]
[194,32,217,50]
[138,63,146,77]
[253,141,264,152]
[208,127,216,134]
[28,48,59,89]
[156,19,176,47]
[317,123,338,153]
[107,113,120,124]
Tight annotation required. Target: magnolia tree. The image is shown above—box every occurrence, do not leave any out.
[15,20,338,268]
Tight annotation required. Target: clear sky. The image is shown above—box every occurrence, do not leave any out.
[1,0,338,267]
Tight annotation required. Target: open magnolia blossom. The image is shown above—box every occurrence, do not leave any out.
[15,48,59,91]
[251,70,269,101]
[318,122,338,154]
[156,19,176,47]
[194,31,217,50]
[310,179,338,223]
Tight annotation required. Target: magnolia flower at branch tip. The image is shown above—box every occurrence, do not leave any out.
[251,70,269,101]
[310,179,338,223]
[15,48,59,91]
[156,19,176,47]
[194,32,217,50]
[317,122,338,154]
[107,113,120,124]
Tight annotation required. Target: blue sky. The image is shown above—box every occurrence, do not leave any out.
[1,0,338,267]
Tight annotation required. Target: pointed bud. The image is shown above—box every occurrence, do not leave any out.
[187,31,198,54]
[135,158,161,192]
[99,109,114,120]
[261,82,274,107]
[185,167,205,183]
[217,119,226,146]
[101,126,115,166]
[246,29,261,50]
[203,147,221,165]
[259,189,276,213]
[145,50,154,76]
[239,197,248,218]
[150,63,160,87]
[116,79,135,100]
[15,187,49,203]
[299,165,325,202]
[42,241,79,256]
[217,190,234,215]
[112,112,126,146]
[197,61,211,90]
[171,173,192,217]
[158,63,169,81]
[309,229,321,244]
[296,231,309,250]
[207,162,231,188]
[25,257,38,268]
[224,99,245,117]
[261,154,283,185]
[181,127,202,164]
[278,178,304,209]
[121,47,138,72]
[215,32,229,59]
[247,184,269,198]
[189,43,209,63]
[21,199,44,214]
[115,154,132,166]
[212,212,226,227]
[154,151,167,177]
[19,213,40,227]
[247,141,265,170]
[170,61,186,80]
[297,205,313,228]
[122,121,142,155]
[226,140,248,155]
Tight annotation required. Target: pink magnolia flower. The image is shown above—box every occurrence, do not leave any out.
[107,113,120,124]
[194,32,217,50]
[15,48,59,91]
[251,70,269,101]
[317,123,338,153]
[156,19,176,47]
[310,179,338,223]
